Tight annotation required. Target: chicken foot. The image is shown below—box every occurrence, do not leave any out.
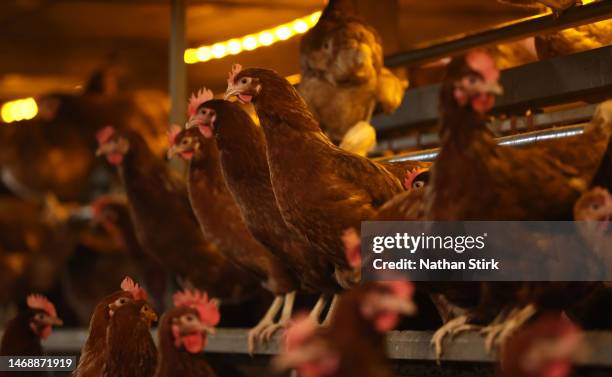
[321,294,339,326]
[430,315,481,361]
[308,294,330,322]
[248,295,284,354]
[482,304,536,354]
[259,291,297,341]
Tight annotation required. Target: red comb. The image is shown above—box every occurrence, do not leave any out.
[187,88,214,117]
[341,228,361,268]
[404,167,429,190]
[466,50,499,83]
[173,289,220,327]
[167,124,182,146]
[27,294,57,317]
[227,64,242,85]
[96,126,116,145]
[121,276,148,301]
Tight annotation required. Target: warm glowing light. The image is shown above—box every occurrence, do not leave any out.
[227,39,242,55]
[1,97,38,123]
[185,10,322,64]
[293,20,309,33]
[258,31,274,46]
[275,26,292,40]
[211,43,227,59]
[196,46,212,62]
[242,35,258,51]
[184,49,198,64]
[308,12,321,26]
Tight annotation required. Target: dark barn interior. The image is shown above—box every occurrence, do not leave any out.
[0,0,611,376]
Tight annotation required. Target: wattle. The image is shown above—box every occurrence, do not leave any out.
[39,325,52,340]
[107,152,124,165]
[374,312,399,332]
[238,94,253,103]
[181,333,205,354]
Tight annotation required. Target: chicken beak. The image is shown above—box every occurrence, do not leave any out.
[45,316,64,327]
[95,143,112,157]
[479,80,504,96]
[200,323,216,335]
[224,88,239,101]
[167,145,179,160]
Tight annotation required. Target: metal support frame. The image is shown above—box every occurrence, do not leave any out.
[13,328,611,367]
[169,0,187,126]
[384,0,612,67]
[373,46,612,133]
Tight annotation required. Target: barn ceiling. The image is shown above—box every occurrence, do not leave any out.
[0,0,536,102]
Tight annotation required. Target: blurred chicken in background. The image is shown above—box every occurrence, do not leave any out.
[0,66,169,204]
[299,0,405,156]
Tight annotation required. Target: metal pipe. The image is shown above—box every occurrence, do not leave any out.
[377,123,587,162]
[169,0,187,126]
[384,0,612,67]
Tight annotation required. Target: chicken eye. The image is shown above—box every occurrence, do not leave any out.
[413,181,425,189]
[35,313,44,321]
[185,315,195,322]
[240,78,249,85]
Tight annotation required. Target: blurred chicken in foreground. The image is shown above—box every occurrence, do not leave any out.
[299,0,405,155]
[499,313,585,377]
[273,281,415,377]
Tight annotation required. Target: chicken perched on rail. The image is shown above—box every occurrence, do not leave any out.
[426,50,612,221]
[299,0,405,154]
[167,106,298,350]
[101,299,157,377]
[73,277,148,377]
[273,281,416,377]
[183,95,341,348]
[1,295,63,377]
[225,65,419,318]
[155,289,219,377]
[95,126,258,300]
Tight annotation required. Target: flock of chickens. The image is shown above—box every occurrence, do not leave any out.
[1,45,611,377]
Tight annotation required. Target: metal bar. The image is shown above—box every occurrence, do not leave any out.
[377,123,587,162]
[373,103,597,154]
[6,328,608,366]
[169,0,187,126]
[384,0,612,67]
[373,46,612,132]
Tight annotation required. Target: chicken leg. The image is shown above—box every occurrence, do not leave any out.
[259,291,297,341]
[482,304,536,354]
[430,315,481,361]
[248,295,284,354]
[321,294,339,326]
[308,294,330,322]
